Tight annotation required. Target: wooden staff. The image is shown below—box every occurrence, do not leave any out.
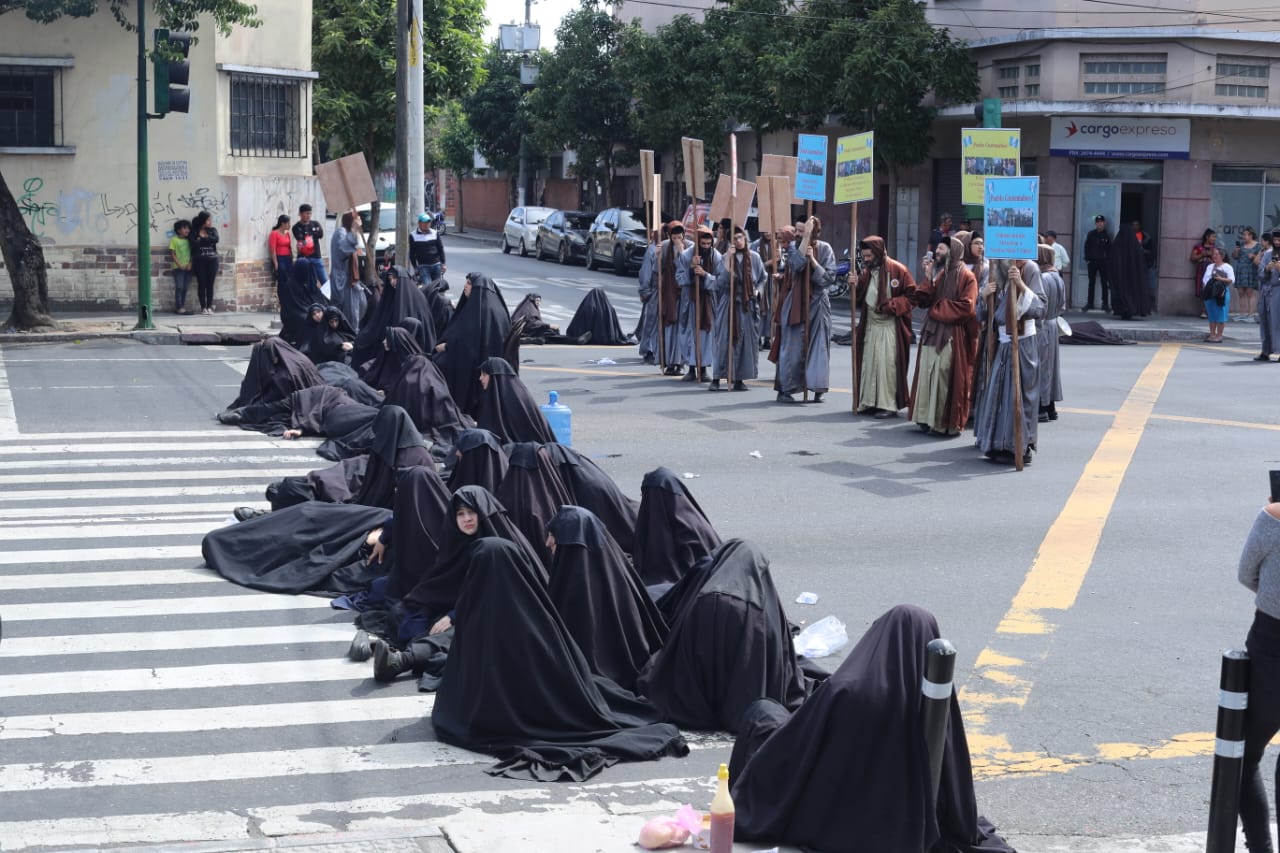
[654,229,667,372]
[693,206,704,377]
[849,202,859,414]
[1007,261,1025,472]
[802,202,813,402]
[726,236,735,386]
[767,233,784,365]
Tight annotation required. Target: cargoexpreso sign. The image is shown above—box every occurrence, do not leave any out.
[1049,117,1189,160]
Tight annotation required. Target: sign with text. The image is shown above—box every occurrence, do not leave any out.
[757,175,792,237]
[795,133,829,203]
[1049,116,1189,160]
[708,174,757,231]
[961,128,1021,205]
[317,153,377,213]
[983,177,1039,260]
[640,149,655,203]
[833,132,874,204]
[682,137,706,201]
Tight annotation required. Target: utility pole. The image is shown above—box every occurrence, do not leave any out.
[135,0,153,330]
[408,0,425,221]
[394,0,410,265]
[516,0,532,208]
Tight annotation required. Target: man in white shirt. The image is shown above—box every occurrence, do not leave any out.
[1045,230,1070,276]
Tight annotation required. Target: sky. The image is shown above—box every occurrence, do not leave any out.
[483,0,578,48]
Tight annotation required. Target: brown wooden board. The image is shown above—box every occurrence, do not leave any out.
[682,137,706,200]
[640,150,655,203]
[709,174,757,230]
[316,153,376,213]
[757,175,792,236]
[761,153,801,204]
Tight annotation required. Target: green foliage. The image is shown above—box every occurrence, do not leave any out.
[437,102,477,178]
[1,0,261,34]
[463,44,534,177]
[423,0,485,105]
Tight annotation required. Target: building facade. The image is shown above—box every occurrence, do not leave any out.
[0,0,321,313]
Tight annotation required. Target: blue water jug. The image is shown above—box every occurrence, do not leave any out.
[540,391,572,446]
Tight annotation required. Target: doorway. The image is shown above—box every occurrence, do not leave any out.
[1071,162,1163,309]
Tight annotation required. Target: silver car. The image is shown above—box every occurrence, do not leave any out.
[501,206,554,257]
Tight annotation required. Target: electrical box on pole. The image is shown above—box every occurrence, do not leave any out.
[153,29,192,116]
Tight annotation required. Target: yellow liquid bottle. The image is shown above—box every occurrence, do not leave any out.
[709,762,735,853]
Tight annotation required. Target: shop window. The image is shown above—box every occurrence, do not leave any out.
[1082,54,1166,97]
[0,64,63,148]
[1210,166,1280,239]
[229,73,309,158]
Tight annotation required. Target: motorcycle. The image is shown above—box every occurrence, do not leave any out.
[829,249,856,299]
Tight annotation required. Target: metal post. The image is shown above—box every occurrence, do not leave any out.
[394,0,410,261]
[1207,648,1250,853]
[922,638,957,801]
[135,0,154,330]
[408,0,425,222]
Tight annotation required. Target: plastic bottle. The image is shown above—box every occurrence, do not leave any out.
[709,762,734,853]
[539,390,572,446]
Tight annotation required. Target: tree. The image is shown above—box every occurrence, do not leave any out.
[463,44,541,206]
[0,0,259,331]
[436,103,475,231]
[526,0,634,207]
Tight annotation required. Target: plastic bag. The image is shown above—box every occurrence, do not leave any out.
[793,615,849,658]
[637,805,703,849]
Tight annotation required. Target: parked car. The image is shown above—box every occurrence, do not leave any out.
[535,210,596,265]
[586,207,649,274]
[501,206,554,257]
[326,204,397,269]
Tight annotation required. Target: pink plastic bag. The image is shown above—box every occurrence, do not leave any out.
[637,805,703,849]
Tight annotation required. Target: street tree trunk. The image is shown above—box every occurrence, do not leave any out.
[0,168,56,331]
[885,161,900,255]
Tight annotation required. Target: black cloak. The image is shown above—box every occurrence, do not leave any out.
[378,465,454,602]
[397,315,435,354]
[402,485,543,619]
[512,293,556,338]
[278,279,317,346]
[543,443,639,555]
[226,337,324,411]
[381,353,464,447]
[315,361,384,406]
[351,265,435,368]
[566,287,630,345]
[447,428,509,494]
[632,466,722,585]
[431,537,690,781]
[294,304,337,362]
[635,539,813,733]
[473,356,557,444]
[300,305,357,366]
[728,604,1016,853]
[361,325,427,392]
[420,277,455,341]
[496,441,574,569]
[202,502,389,595]
[433,272,510,415]
[546,506,666,691]
[1106,222,1154,320]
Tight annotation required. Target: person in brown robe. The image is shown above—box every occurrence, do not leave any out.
[908,234,978,436]
[853,235,916,417]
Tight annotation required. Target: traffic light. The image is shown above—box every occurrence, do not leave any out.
[153,29,192,116]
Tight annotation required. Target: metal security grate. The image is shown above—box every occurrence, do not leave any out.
[229,72,308,158]
[0,66,60,147]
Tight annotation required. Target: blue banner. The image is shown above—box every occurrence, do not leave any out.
[983,177,1039,260]
[795,134,828,203]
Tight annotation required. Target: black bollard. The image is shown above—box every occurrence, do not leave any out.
[1207,648,1250,853]
[922,638,957,801]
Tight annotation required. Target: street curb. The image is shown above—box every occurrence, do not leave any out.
[0,329,270,346]
[445,230,503,249]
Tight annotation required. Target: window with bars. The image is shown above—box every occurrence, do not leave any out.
[229,73,308,158]
[0,65,61,148]
[1082,54,1166,97]
[1216,57,1269,101]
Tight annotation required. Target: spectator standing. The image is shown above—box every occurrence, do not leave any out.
[168,219,192,315]
[1236,495,1280,853]
[1202,246,1233,342]
[1190,228,1218,317]
[330,211,367,330]
[1045,230,1070,277]
[1083,214,1112,312]
[189,211,220,315]
[407,213,447,283]
[292,204,327,298]
[268,215,293,292]
[1132,220,1157,305]
[1233,227,1263,322]
[1256,230,1280,362]
[928,212,953,249]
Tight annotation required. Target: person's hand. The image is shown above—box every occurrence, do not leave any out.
[282,428,302,440]
[441,265,447,273]
[430,615,452,635]
[846,271,856,285]
[981,281,997,298]
[341,342,353,351]
[434,342,446,352]
[368,536,386,565]
[365,528,383,548]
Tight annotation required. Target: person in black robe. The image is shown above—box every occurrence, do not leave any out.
[512,293,561,341]
[420,277,455,341]
[545,506,666,691]
[430,537,689,781]
[315,361,383,406]
[728,604,1016,853]
[447,428,508,494]
[473,356,557,444]
[397,315,435,354]
[381,351,464,448]
[636,539,813,733]
[1107,222,1154,321]
[543,443,639,555]
[296,305,357,366]
[566,286,630,346]
[632,466,722,586]
[222,337,323,414]
[497,441,574,569]
[350,265,435,368]
[224,385,380,464]
[265,405,431,511]
[361,325,426,392]
[278,267,316,347]
[433,272,510,415]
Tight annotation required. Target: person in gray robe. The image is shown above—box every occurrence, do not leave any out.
[330,212,367,331]
[974,258,1046,466]
[1256,229,1280,362]
[1035,244,1065,422]
[636,227,665,365]
[776,217,836,403]
[676,225,721,382]
[751,227,792,352]
[706,227,763,391]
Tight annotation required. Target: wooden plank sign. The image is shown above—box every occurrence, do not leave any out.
[708,174,757,231]
[640,149,655,203]
[682,137,706,201]
[757,175,792,237]
[650,174,662,237]
[316,153,377,213]
[761,153,801,204]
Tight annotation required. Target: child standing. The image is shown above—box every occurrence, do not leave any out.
[169,219,192,315]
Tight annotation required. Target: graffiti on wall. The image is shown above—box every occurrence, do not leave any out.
[16,174,233,238]
[17,178,60,241]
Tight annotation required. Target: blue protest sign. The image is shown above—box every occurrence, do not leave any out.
[795,134,828,203]
[983,177,1039,260]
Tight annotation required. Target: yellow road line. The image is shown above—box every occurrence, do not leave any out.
[1154,413,1280,432]
[961,344,1179,770]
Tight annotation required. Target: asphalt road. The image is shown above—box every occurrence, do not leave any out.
[0,246,1274,851]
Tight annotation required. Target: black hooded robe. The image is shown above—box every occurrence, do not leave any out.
[1107,223,1154,320]
[566,287,630,345]
[225,337,324,411]
[496,442,574,569]
[381,353,465,448]
[446,429,510,495]
[351,265,436,367]
[433,273,510,415]
[474,356,557,444]
[632,466,722,586]
[543,443,639,555]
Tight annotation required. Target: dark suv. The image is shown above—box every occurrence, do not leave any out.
[585,207,649,275]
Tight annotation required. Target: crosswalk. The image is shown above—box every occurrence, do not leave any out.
[0,426,722,851]
[493,275,643,332]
